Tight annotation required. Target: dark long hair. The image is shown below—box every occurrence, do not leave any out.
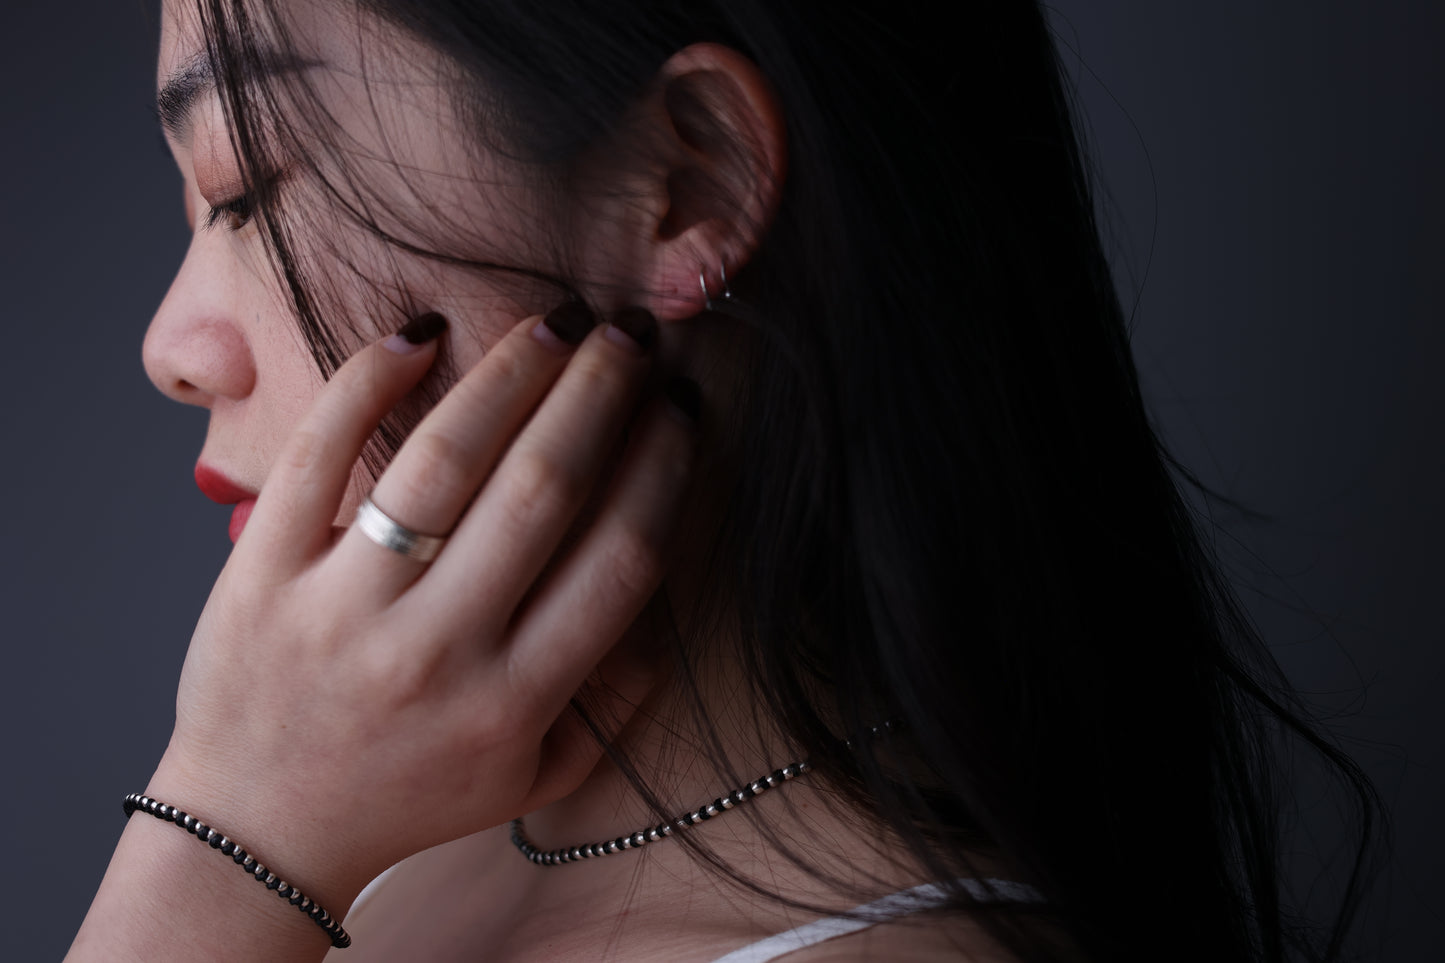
[189,1,1382,960]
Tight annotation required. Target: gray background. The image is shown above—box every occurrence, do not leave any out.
[1,1,1439,959]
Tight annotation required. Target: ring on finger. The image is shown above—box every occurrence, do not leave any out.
[355,496,448,563]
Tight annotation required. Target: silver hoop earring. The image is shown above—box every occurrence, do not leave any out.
[699,262,733,311]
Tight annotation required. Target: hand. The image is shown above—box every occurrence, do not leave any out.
[145,305,697,908]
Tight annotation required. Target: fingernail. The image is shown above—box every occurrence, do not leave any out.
[663,376,701,424]
[384,312,448,353]
[539,301,596,348]
[605,307,657,354]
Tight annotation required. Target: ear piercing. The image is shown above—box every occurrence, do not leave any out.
[700,262,732,311]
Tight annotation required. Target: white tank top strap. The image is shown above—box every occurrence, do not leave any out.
[708,878,1044,963]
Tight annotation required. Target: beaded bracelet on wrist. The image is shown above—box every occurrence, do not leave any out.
[123,793,351,949]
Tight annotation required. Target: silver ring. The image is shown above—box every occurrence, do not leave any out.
[355,497,447,563]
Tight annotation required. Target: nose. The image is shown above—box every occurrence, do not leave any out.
[143,239,257,408]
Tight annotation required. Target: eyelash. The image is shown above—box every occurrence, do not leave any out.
[203,192,255,233]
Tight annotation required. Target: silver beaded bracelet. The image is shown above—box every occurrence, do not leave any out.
[123,793,351,949]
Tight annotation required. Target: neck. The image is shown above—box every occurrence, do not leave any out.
[519,624,798,861]
[510,316,934,917]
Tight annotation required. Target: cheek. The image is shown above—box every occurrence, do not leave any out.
[252,325,328,442]
[404,263,555,356]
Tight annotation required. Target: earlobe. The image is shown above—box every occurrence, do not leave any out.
[579,43,787,322]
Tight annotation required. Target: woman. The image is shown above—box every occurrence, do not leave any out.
[68,0,1378,960]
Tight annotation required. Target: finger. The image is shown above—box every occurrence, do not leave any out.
[527,612,671,805]
[502,379,700,723]
[331,303,595,597]
[243,314,445,569]
[416,308,659,627]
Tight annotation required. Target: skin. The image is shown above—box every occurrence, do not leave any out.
[70,2,1022,960]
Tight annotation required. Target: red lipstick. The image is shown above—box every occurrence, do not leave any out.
[194,462,259,543]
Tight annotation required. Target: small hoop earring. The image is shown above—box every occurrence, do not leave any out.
[699,262,733,311]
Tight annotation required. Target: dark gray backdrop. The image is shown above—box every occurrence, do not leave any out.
[2,1,1439,959]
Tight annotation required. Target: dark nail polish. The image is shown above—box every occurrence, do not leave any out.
[543,301,596,346]
[397,312,448,344]
[610,307,658,352]
[664,376,701,423]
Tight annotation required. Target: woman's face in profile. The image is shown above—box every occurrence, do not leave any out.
[146,0,553,536]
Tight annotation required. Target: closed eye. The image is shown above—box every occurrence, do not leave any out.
[203,193,254,232]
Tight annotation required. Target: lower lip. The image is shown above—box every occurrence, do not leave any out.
[229,499,257,543]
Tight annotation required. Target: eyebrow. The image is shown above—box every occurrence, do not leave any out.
[156,51,319,142]
[156,54,215,141]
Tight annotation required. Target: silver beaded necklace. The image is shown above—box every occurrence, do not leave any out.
[510,761,811,866]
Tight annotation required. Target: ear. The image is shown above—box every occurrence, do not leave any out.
[573,43,787,321]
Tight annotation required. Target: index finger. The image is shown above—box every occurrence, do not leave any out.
[240,314,446,568]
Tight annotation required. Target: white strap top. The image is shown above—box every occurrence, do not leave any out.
[707,879,1045,963]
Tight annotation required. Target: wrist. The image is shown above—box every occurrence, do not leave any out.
[68,803,333,962]
[145,750,373,916]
